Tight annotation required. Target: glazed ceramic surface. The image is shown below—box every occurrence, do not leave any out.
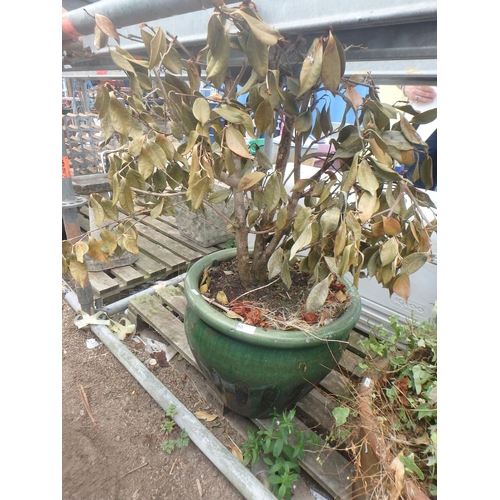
[184,248,361,418]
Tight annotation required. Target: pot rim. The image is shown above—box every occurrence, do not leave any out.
[184,248,361,348]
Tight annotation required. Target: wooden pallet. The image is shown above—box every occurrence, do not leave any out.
[127,286,376,500]
[77,205,228,303]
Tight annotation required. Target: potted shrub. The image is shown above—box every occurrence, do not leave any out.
[62,2,437,418]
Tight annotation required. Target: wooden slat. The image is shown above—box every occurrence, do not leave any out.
[134,221,203,263]
[296,389,336,431]
[346,329,371,357]
[320,369,353,397]
[156,214,177,227]
[88,271,120,295]
[127,294,196,366]
[136,236,182,270]
[337,348,366,378]
[109,265,144,286]
[321,329,387,394]
[134,253,167,278]
[155,287,187,317]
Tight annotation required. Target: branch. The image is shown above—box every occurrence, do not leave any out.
[232,278,279,303]
[226,60,248,102]
[387,188,405,219]
[401,183,432,226]
[78,382,99,433]
[130,187,187,198]
[165,31,195,60]
[119,462,148,479]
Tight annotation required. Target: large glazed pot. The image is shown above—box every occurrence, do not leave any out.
[183,248,361,418]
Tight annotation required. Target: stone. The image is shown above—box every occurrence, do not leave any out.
[174,185,234,247]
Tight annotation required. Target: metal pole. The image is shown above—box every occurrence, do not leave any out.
[98,273,187,317]
[62,131,95,313]
[62,0,217,42]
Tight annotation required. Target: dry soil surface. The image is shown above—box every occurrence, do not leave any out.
[62,295,247,500]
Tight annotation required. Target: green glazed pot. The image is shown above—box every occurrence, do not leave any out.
[183,248,361,418]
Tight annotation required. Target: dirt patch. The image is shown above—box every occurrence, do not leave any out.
[62,296,246,500]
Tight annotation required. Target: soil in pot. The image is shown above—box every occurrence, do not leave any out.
[202,257,352,330]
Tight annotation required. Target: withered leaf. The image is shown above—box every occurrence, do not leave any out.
[195,410,219,422]
[89,194,106,227]
[109,94,133,137]
[237,172,265,192]
[74,241,89,263]
[358,191,379,224]
[235,9,282,46]
[298,38,323,98]
[267,248,284,279]
[226,126,253,159]
[345,85,363,111]
[400,252,430,276]
[382,216,402,236]
[69,255,88,288]
[100,230,117,254]
[254,99,274,136]
[95,13,120,44]
[321,31,342,93]
[93,25,108,50]
[216,291,229,305]
[393,273,411,302]
[149,28,168,69]
[88,237,111,264]
[306,275,332,312]
[193,98,211,126]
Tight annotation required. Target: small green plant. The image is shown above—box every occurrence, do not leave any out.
[327,308,437,498]
[161,404,190,454]
[241,408,322,500]
[363,311,437,496]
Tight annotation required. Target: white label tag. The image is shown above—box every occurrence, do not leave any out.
[236,323,256,334]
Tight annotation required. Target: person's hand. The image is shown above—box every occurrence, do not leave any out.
[403,85,436,104]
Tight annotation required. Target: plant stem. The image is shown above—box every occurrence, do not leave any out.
[233,278,280,303]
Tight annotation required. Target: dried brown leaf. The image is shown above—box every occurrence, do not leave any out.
[231,445,244,463]
[393,273,411,302]
[194,411,219,422]
[95,13,120,44]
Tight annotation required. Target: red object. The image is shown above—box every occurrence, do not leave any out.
[62,7,83,41]
[62,156,71,179]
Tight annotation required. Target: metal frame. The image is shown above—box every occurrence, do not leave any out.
[62,0,437,86]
